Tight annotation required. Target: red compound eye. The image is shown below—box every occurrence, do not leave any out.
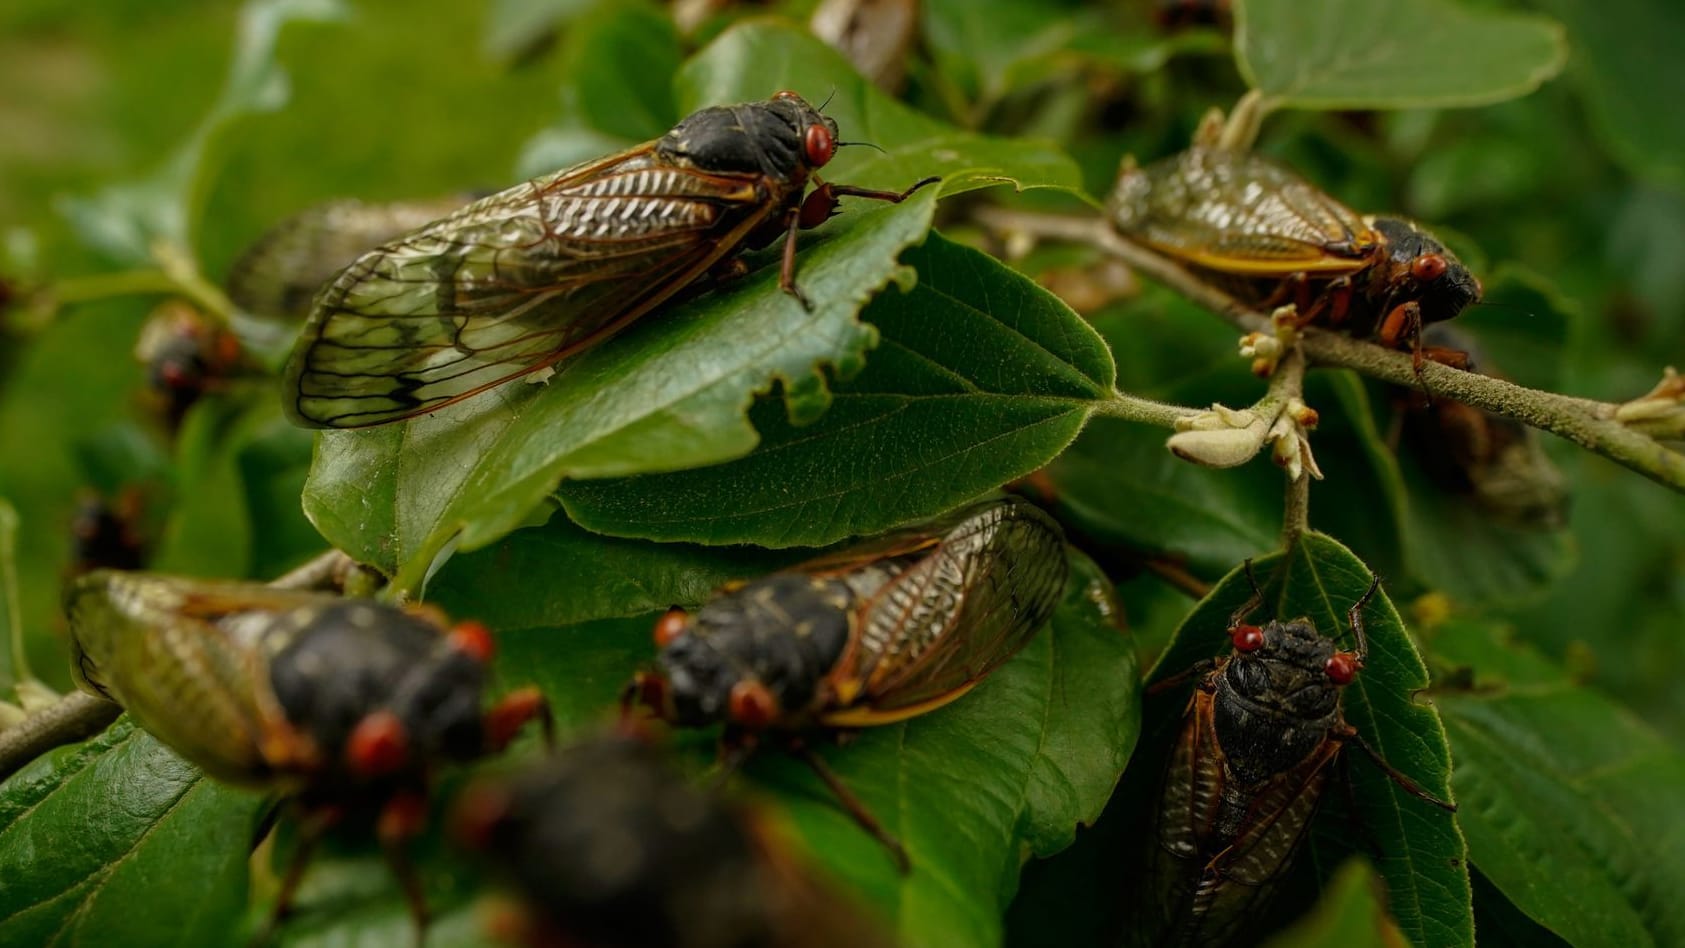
[1325,652,1360,685]
[652,607,690,649]
[1230,624,1265,652]
[449,620,496,663]
[1410,253,1448,282]
[804,122,836,168]
[727,680,779,729]
[346,711,410,778]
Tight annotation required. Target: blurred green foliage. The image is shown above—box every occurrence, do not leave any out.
[1,1,1682,946]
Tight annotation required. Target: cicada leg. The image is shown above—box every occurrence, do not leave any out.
[377,790,432,944]
[255,804,343,945]
[795,744,911,874]
[779,175,942,309]
[483,686,553,753]
[1344,727,1456,812]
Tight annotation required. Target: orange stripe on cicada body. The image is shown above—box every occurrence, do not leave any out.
[1108,147,1481,371]
[625,496,1069,870]
[64,570,550,938]
[1141,564,1455,946]
[281,91,937,428]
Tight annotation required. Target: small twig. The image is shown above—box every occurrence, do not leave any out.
[269,549,356,592]
[975,208,1685,494]
[1272,347,1314,546]
[1091,391,1205,428]
[0,693,121,781]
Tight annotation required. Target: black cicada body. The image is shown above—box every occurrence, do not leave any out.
[64,571,548,931]
[629,496,1067,865]
[134,301,247,432]
[283,91,935,428]
[454,735,890,948]
[1109,147,1481,366]
[1146,567,1455,946]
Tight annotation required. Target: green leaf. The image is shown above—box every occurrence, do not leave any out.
[0,720,264,946]
[302,23,1083,587]
[1235,0,1567,112]
[557,2,681,142]
[1535,0,1685,191]
[0,500,20,693]
[1260,860,1403,948]
[1146,533,1471,948]
[557,232,1113,547]
[1432,620,1685,948]
[481,0,597,63]
[57,0,347,264]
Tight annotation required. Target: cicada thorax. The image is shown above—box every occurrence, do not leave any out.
[1108,147,1480,354]
[645,496,1068,734]
[284,91,932,429]
[64,571,548,931]
[455,735,888,948]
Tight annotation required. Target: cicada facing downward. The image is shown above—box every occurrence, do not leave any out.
[284,91,935,428]
[65,571,549,934]
[1143,565,1455,946]
[1109,147,1481,367]
[628,496,1068,866]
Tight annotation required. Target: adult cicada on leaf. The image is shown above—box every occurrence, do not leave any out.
[1109,147,1481,368]
[227,196,468,321]
[627,496,1068,868]
[1142,565,1456,947]
[283,91,936,428]
[65,570,550,936]
[454,733,892,948]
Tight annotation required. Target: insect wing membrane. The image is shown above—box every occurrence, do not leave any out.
[284,149,779,428]
[822,499,1068,718]
[66,573,337,784]
[1110,148,1376,276]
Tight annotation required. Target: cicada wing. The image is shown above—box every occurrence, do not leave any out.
[1110,148,1379,276]
[283,149,783,428]
[66,572,340,784]
[227,197,466,320]
[823,498,1068,721]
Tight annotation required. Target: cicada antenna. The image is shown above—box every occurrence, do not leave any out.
[835,140,888,155]
[1346,574,1382,663]
[1228,558,1266,628]
[818,87,837,111]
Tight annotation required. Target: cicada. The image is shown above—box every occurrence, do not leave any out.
[227,196,468,321]
[454,733,892,948]
[1143,565,1455,946]
[65,570,549,933]
[134,301,248,431]
[283,91,935,428]
[627,496,1068,866]
[1108,147,1481,367]
[1395,326,1567,528]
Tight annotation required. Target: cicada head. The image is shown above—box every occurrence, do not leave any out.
[656,92,840,183]
[267,603,497,790]
[454,736,778,948]
[644,574,854,730]
[1213,618,1352,784]
[1369,217,1482,325]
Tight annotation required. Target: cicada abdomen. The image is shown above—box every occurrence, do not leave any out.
[65,570,549,933]
[1144,567,1454,946]
[630,496,1068,864]
[282,91,936,428]
[1108,147,1481,366]
[454,734,893,948]
[226,196,468,321]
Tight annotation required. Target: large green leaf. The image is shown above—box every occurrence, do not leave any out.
[557,232,1113,547]
[1235,0,1567,112]
[0,720,264,946]
[1142,533,1471,948]
[1431,619,1685,948]
[302,23,1082,590]
[1260,860,1403,948]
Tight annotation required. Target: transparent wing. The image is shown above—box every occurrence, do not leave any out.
[283,149,779,427]
[1110,147,1379,275]
[817,498,1068,719]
